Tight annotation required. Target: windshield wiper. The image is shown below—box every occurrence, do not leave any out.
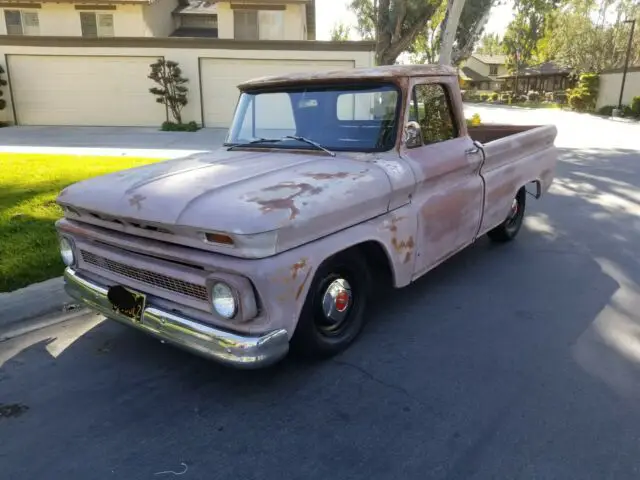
[284,135,336,157]
[227,138,282,151]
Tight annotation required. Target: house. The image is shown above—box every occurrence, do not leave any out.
[0,0,316,39]
[497,61,574,93]
[459,54,508,91]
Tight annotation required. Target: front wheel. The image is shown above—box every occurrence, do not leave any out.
[487,187,526,243]
[291,250,371,358]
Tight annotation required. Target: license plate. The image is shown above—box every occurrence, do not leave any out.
[107,285,146,322]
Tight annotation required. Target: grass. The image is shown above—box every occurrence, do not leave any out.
[0,153,165,292]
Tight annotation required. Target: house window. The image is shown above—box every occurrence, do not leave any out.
[489,65,499,76]
[80,12,114,37]
[234,10,284,40]
[412,84,457,145]
[4,10,39,35]
[181,14,218,31]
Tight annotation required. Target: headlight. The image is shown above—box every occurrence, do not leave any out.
[211,282,237,319]
[59,237,75,266]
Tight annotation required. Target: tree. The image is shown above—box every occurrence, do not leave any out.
[349,0,442,65]
[0,65,8,112]
[476,32,503,55]
[148,59,189,125]
[330,22,351,41]
[503,0,562,72]
[537,0,640,73]
[449,0,496,63]
[407,1,447,64]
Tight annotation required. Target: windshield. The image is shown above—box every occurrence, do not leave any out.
[225,83,401,152]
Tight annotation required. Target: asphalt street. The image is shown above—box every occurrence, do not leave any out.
[2,106,640,479]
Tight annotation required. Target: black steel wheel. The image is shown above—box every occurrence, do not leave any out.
[291,250,371,358]
[487,187,527,243]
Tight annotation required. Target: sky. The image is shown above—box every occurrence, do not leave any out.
[315,0,515,41]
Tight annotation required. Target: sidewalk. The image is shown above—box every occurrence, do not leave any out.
[0,126,228,158]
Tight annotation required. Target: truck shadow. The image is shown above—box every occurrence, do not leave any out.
[2,147,640,479]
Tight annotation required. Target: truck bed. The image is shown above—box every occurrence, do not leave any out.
[467,124,540,144]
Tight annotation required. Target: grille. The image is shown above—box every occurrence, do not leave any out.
[81,250,208,301]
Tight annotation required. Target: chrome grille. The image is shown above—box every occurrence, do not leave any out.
[81,250,208,301]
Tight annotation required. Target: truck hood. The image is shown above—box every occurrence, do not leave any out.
[58,148,393,253]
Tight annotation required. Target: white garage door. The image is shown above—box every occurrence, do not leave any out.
[8,55,166,126]
[200,58,355,128]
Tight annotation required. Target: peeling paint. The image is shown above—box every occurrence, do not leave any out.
[249,182,323,220]
[128,194,146,211]
[291,258,308,279]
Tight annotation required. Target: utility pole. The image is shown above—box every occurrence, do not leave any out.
[438,0,467,65]
[618,18,636,110]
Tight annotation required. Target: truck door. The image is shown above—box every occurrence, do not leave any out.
[401,78,485,279]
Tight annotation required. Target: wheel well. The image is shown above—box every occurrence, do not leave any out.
[342,241,395,289]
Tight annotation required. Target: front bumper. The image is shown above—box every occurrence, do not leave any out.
[63,268,289,369]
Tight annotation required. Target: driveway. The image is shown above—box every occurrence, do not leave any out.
[2,108,640,479]
[0,126,228,158]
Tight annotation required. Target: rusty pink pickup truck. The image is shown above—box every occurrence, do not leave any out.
[55,65,557,368]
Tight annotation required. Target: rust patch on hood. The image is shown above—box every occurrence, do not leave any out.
[301,170,369,181]
[391,236,415,264]
[249,182,323,220]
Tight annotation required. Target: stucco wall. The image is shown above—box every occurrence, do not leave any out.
[142,0,179,37]
[215,2,306,40]
[0,39,375,125]
[596,70,640,109]
[0,4,150,37]
[464,57,489,77]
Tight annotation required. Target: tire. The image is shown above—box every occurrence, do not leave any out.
[487,187,527,243]
[291,250,372,358]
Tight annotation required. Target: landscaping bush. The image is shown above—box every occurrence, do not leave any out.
[567,73,599,112]
[527,91,540,102]
[466,113,482,127]
[490,92,499,101]
[631,96,640,117]
[597,105,616,116]
[149,59,193,127]
[161,121,200,132]
[500,93,511,103]
[553,91,568,104]
[480,93,491,102]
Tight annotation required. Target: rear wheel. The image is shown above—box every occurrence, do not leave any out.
[291,250,371,358]
[487,187,526,243]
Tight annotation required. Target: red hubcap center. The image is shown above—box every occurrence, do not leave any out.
[335,291,349,312]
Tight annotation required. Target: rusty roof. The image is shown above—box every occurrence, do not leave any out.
[239,64,457,89]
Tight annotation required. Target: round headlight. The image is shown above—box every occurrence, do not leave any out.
[59,237,75,266]
[211,282,237,319]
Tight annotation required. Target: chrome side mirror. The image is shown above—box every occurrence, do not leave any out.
[404,121,423,149]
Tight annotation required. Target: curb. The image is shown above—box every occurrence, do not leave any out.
[0,306,92,342]
[0,276,88,340]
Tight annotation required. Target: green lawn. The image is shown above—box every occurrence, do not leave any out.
[0,153,164,292]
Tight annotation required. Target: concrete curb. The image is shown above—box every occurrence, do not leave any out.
[0,276,87,339]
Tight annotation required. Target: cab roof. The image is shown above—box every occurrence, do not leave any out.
[238,64,457,90]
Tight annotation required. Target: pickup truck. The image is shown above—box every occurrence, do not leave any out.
[55,64,557,369]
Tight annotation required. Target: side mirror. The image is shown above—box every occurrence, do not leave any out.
[404,121,423,149]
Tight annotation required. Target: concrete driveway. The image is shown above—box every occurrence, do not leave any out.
[2,108,640,479]
[0,126,228,158]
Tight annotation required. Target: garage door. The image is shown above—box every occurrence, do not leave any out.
[200,58,355,128]
[8,55,166,126]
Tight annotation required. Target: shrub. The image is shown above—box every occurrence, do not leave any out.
[527,91,540,102]
[466,113,482,127]
[567,73,599,112]
[490,92,499,101]
[161,121,200,132]
[631,96,640,117]
[554,91,568,104]
[500,93,511,103]
[597,105,616,116]
[149,59,189,124]
[480,93,490,102]
[544,92,555,102]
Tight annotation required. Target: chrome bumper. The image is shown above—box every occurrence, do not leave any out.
[63,268,289,369]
